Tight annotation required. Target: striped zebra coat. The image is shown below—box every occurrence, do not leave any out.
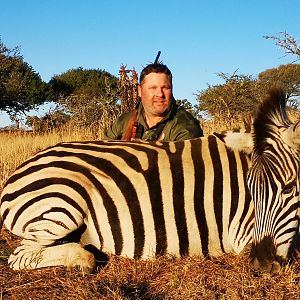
[1,89,299,273]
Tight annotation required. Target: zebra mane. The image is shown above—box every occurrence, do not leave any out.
[253,88,290,155]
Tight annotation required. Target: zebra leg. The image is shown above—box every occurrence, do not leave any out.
[8,240,96,273]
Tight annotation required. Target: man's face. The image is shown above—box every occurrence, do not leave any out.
[138,72,173,117]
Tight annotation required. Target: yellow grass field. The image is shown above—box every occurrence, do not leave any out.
[1,130,300,300]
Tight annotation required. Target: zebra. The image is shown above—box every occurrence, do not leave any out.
[0,89,299,273]
[248,88,300,272]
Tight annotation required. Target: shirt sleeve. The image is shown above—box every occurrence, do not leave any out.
[103,112,131,140]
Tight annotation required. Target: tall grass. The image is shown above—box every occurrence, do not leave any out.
[0,127,101,188]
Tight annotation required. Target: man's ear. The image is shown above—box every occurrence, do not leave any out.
[138,85,142,97]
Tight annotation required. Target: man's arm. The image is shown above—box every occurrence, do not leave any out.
[103,112,132,140]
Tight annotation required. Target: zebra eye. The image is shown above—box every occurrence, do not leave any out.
[282,179,297,195]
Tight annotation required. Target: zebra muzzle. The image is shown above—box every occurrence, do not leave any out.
[249,236,284,274]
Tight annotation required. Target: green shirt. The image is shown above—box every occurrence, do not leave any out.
[104,101,203,141]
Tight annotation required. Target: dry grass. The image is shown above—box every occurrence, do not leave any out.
[1,229,300,300]
[0,128,98,186]
[1,129,300,300]
[201,109,300,135]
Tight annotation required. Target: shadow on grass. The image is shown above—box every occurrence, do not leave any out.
[97,281,165,300]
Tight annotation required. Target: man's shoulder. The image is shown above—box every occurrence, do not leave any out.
[174,106,199,124]
[162,106,202,140]
[169,106,203,138]
[114,111,134,124]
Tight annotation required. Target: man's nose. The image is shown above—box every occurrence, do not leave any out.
[155,88,164,97]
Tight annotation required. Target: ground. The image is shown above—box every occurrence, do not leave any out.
[1,228,300,300]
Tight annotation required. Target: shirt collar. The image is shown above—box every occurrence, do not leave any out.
[137,98,177,129]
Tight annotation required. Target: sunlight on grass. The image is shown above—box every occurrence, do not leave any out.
[0,128,101,188]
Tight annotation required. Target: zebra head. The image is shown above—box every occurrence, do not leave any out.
[248,88,300,273]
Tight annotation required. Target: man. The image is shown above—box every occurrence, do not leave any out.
[104,63,203,141]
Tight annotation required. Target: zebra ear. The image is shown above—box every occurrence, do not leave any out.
[213,112,254,154]
[213,132,254,154]
[224,132,254,154]
[282,121,300,151]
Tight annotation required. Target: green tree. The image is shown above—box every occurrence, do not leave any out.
[26,110,70,133]
[196,72,262,119]
[49,67,119,100]
[258,64,300,108]
[176,98,200,118]
[48,67,121,129]
[0,39,48,115]
[58,75,121,128]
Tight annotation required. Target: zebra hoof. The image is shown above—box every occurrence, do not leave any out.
[73,264,95,274]
[69,251,96,274]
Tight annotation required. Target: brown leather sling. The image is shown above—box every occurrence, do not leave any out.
[121,109,139,140]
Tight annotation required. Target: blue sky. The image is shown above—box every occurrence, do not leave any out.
[1,0,299,127]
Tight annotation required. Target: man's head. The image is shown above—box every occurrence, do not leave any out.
[138,63,173,118]
[139,63,173,85]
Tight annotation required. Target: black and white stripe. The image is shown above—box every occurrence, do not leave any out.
[0,89,299,273]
